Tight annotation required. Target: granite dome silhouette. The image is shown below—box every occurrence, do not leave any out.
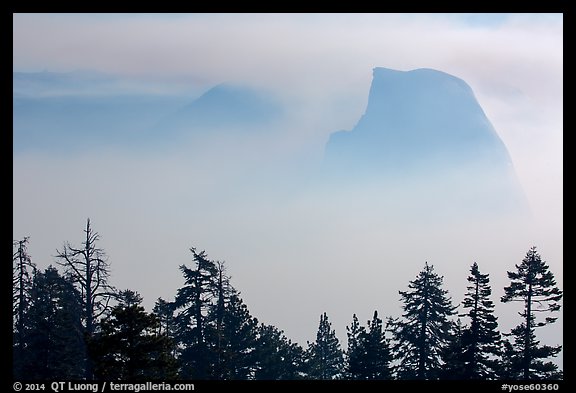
[323,67,527,214]
[325,67,513,172]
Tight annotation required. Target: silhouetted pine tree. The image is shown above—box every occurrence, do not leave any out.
[305,312,344,379]
[172,247,218,379]
[364,311,393,379]
[212,294,259,379]
[346,312,392,379]
[254,324,306,380]
[501,247,563,380]
[211,260,236,377]
[439,319,468,379]
[152,298,179,358]
[498,339,524,379]
[169,246,266,379]
[13,237,36,379]
[23,267,86,379]
[392,262,456,380]
[90,290,178,380]
[153,298,177,335]
[345,313,366,379]
[459,262,501,379]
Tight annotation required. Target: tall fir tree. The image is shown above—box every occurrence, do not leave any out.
[498,339,524,379]
[345,313,366,379]
[172,247,218,379]
[392,262,456,380]
[90,290,178,380]
[254,324,306,380]
[153,298,177,337]
[211,260,236,377]
[23,267,86,379]
[501,247,563,380]
[363,311,393,379]
[169,246,266,379]
[346,312,392,380]
[459,262,501,379]
[305,312,344,379]
[152,298,179,359]
[13,237,36,379]
[212,294,259,379]
[439,319,468,379]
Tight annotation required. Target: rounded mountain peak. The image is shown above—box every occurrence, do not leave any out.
[325,66,514,175]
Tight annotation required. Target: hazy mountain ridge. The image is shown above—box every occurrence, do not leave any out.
[13,93,189,152]
[13,68,530,217]
[322,67,528,216]
[325,67,513,172]
[156,83,283,131]
[13,72,284,153]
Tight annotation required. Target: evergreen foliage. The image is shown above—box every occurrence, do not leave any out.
[346,311,392,379]
[22,267,86,379]
[12,237,36,379]
[501,247,563,380]
[90,290,178,380]
[12,230,563,381]
[254,324,306,380]
[459,262,501,379]
[305,312,344,379]
[391,262,456,380]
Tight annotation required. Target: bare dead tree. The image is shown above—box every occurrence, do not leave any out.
[56,218,117,379]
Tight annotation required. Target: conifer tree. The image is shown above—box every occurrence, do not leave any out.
[153,298,178,338]
[392,262,456,379]
[346,312,392,379]
[211,260,236,376]
[459,262,501,379]
[172,247,218,379]
[13,237,36,378]
[254,324,306,380]
[439,319,468,379]
[24,267,86,379]
[213,294,259,379]
[90,290,178,380]
[305,312,344,379]
[363,311,393,379]
[345,313,366,379]
[498,339,523,379]
[501,247,563,380]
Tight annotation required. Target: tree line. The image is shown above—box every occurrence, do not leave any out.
[13,219,563,380]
